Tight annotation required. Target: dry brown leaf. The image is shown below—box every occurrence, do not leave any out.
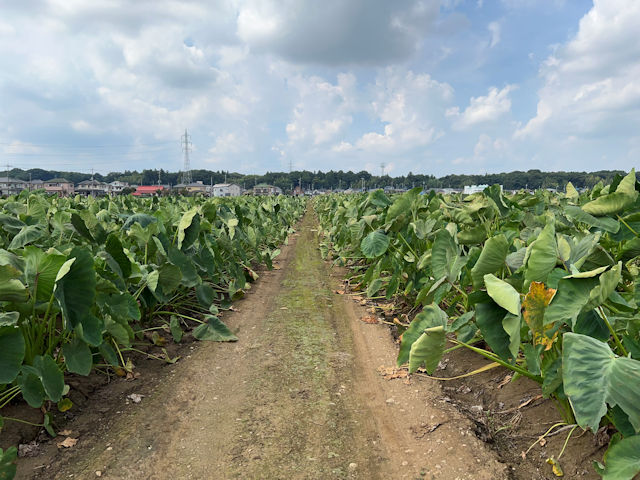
[334,289,345,295]
[57,437,78,449]
[58,430,73,436]
[497,374,513,389]
[361,316,378,324]
[377,365,409,380]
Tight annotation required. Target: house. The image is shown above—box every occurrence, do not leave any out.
[29,179,45,190]
[175,181,208,194]
[253,183,282,196]
[0,177,28,196]
[44,178,74,196]
[293,186,304,196]
[108,180,130,194]
[132,185,165,197]
[210,183,241,197]
[76,179,109,196]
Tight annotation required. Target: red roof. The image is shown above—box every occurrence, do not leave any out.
[132,185,164,196]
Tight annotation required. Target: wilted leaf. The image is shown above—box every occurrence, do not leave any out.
[522,282,557,350]
[57,437,78,449]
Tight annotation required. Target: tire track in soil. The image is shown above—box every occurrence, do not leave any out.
[19,210,508,479]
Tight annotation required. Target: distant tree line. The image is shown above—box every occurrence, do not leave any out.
[3,167,628,193]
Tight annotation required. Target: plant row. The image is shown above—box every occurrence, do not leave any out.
[0,192,305,477]
[315,170,640,480]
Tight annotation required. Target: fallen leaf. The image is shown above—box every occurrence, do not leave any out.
[334,289,345,295]
[497,374,513,389]
[57,437,78,449]
[377,365,409,380]
[361,316,378,324]
[58,430,73,436]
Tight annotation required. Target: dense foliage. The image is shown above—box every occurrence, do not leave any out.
[0,192,304,463]
[5,167,626,192]
[316,170,640,479]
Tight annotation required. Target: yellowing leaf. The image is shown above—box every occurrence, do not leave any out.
[522,282,557,350]
[546,456,564,477]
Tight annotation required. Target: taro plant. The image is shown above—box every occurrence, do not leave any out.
[315,169,640,479]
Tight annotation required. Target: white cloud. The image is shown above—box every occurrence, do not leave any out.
[488,21,501,48]
[448,85,515,129]
[354,68,453,153]
[516,0,640,139]
[236,0,439,65]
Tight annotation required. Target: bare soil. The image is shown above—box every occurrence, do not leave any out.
[6,210,596,479]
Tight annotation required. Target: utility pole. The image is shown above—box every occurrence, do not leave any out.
[288,159,293,173]
[380,162,385,178]
[158,169,161,186]
[180,129,192,185]
[361,177,365,192]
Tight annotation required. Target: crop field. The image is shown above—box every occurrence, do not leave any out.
[2,172,640,479]
[316,169,640,479]
[0,192,305,478]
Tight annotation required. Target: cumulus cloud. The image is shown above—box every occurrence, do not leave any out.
[516,0,640,139]
[236,0,440,65]
[448,85,515,129]
[354,68,453,153]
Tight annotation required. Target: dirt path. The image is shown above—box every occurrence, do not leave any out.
[17,211,508,480]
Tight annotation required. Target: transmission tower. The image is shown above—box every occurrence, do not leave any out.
[380,162,385,178]
[180,129,192,185]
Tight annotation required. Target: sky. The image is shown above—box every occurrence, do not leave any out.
[1,0,639,177]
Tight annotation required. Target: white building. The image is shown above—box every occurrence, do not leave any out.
[108,180,130,194]
[210,183,241,197]
[463,184,503,195]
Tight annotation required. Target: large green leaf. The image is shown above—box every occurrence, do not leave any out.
[431,229,467,283]
[0,446,17,480]
[177,207,199,250]
[599,434,640,480]
[565,206,620,233]
[470,234,509,287]
[8,225,44,250]
[524,221,557,287]
[0,326,25,383]
[475,301,514,362]
[167,247,200,287]
[360,230,390,258]
[54,247,97,333]
[408,326,446,374]
[18,370,45,408]
[582,170,638,216]
[562,333,640,433]
[192,316,237,342]
[62,337,93,376]
[0,265,27,303]
[397,304,448,366]
[32,354,65,403]
[22,247,67,303]
[105,234,131,279]
[484,274,521,315]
